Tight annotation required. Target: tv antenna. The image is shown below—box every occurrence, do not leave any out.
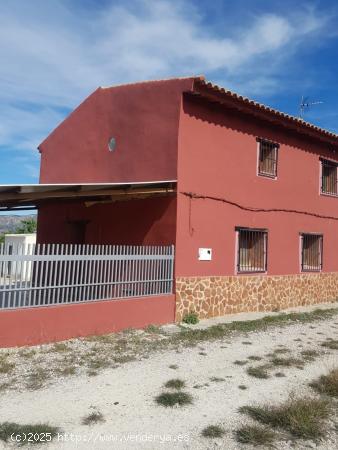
[299,96,323,119]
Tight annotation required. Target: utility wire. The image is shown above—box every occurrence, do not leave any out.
[181,191,338,222]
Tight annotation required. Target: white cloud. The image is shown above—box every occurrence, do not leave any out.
[0,0,333,182]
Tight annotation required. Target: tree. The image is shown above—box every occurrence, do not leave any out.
[15,218,37,234]
[0,234,4,244]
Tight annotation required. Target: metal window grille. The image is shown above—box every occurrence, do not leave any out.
[237,228,267,273]
[258,139,278,177]
[301,234,323,272]
[321,160,338,195]
[0,244,174,310]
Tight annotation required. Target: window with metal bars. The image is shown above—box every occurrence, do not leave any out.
[321,159,338,195]
[237,228,267,273]
[301,234,323,272]
[257,138,279,178]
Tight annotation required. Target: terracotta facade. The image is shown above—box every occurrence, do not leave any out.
[175,273,338,321]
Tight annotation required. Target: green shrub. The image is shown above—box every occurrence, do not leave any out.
[182,311,199,325]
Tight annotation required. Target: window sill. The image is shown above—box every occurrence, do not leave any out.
[237,270,267,275]
[258,173,277,180]
[301,269,321,273]
[320,191,338,198]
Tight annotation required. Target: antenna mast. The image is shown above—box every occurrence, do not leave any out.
[299,96,323,119]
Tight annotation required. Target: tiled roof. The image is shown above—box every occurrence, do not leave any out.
[192,76,338,143]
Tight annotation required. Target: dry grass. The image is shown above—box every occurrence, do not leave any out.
[269,356,304,369]
[202,425,225,438]
[247,355,262,361]
[81,411,105,425]
[210,376,225,382]
[235,424,275,446]
[310,368,338,398]
[246,365,270,379]
[145,324,162,333]
[0,356,15,374]
[301,349,319,358]
[0,382,13,392]
[239,396,331,440]
[274,372,286,377]
[321,339,338,350]
[234,360,247,366]
[57,366,76,376]
[155,391,193,407]
[25,367,50,390]
[87,357,110,370]
[18,348,36,359]
[272,348,290,354]
[164,379,185,390]
[50,342,69,353]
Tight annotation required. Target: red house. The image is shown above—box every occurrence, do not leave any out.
[1,75,338,346]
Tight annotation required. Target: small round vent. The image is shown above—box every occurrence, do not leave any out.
[108,137,116,152]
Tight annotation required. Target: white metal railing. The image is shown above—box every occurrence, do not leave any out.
[0,244,174,309]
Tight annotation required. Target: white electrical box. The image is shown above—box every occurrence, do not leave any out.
[198,248,212,261]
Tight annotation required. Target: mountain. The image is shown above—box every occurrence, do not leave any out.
[0,215,37,235]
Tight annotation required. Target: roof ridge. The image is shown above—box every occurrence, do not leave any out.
[100,75,205,90]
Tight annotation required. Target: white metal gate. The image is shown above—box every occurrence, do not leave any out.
[0,244,174,309]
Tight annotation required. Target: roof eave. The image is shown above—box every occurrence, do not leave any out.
[191,79,338,146]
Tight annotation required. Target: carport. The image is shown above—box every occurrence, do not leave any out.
[0,181,177,347]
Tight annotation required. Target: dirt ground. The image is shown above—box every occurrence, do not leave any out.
[0,303,337,449]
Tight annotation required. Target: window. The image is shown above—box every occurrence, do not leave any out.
[237,227,267,273]
[321,159,338,195]
[257,138,279,178]
[301,234,323,272]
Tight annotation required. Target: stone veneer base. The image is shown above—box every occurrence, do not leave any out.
[175,273,338,321]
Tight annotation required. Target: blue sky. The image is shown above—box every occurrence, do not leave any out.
[1,0,338,185]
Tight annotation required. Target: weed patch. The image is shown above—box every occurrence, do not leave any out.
[87,358,110,370]
[310,368,338,398]
[210,377,225,382]
[270,356,304,369]
[234,360,247,366]
[50,342,69,353]
[25,368,50,390]
[202,425,225,438]
[321,339,338,350]
[57,366,76,376]
[239,396,331,440]
[235,424,275,446]
[164,379,185,390]
[145,324,161,333]
[273,348,290,355]
[155,391,193,407]
[275,372,286,377]
[18,349,36,358]
[246,365,270,379]
[301,350,319,361]
[247,355,262,361]
[182,311,199,325]
[82,412,105,425]
[0,356,15,374]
